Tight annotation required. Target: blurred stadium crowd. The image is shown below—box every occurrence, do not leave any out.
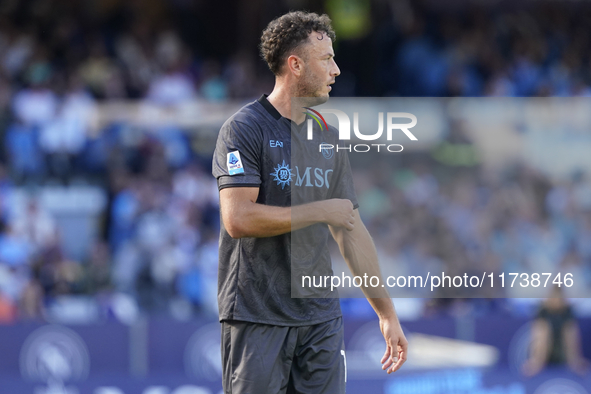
[348,153,591,308]
[0,0,591,323]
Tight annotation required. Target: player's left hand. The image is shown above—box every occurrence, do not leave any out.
[379,317,408,374]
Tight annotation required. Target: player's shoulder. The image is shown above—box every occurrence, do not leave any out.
[221,99,267,135]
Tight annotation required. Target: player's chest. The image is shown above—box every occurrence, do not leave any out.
[261,133,337,194]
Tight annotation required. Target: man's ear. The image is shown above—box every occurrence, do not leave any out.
[287,54,303,77]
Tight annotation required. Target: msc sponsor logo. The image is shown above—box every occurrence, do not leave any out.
[294,166,333,189]
[271,162,333,189]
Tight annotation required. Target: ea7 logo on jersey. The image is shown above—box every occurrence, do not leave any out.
[227,151,244,175]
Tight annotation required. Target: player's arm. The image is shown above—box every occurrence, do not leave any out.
[329,209,408,374]
[220,187,356,238]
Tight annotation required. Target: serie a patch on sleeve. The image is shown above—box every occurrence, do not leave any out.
[227,151,245,175]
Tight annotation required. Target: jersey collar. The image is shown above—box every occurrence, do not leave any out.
[258,94,307,129]
[258,94,282,121]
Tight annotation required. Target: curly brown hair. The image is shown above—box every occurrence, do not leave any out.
[260,11,336,76]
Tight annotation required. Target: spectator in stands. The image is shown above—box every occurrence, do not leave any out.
[39,75,95,180]
[11,199,57,253]
[522,285,590,376]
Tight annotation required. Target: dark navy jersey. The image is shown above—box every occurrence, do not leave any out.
[212,94,358,326]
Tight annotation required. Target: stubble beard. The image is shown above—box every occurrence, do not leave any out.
[294,70,329,108]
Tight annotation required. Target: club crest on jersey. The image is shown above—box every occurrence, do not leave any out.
[270,160,294,189]
[320,142,334,159]
[227,151,244,175]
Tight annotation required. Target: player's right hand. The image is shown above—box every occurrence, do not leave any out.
[380,316,408,374]
[322,199,355,230]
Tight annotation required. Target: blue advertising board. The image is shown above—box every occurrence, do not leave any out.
[0,315,589,394]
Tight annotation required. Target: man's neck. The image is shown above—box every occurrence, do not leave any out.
[267,82,307,124]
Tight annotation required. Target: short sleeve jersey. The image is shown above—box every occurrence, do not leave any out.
[212,95,358,326]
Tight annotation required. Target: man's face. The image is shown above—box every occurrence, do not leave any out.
[295,31,340,103]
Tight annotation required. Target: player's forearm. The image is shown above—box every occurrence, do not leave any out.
[332,222,397,319]
[344,235,398,320]
[224,200,333,238]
